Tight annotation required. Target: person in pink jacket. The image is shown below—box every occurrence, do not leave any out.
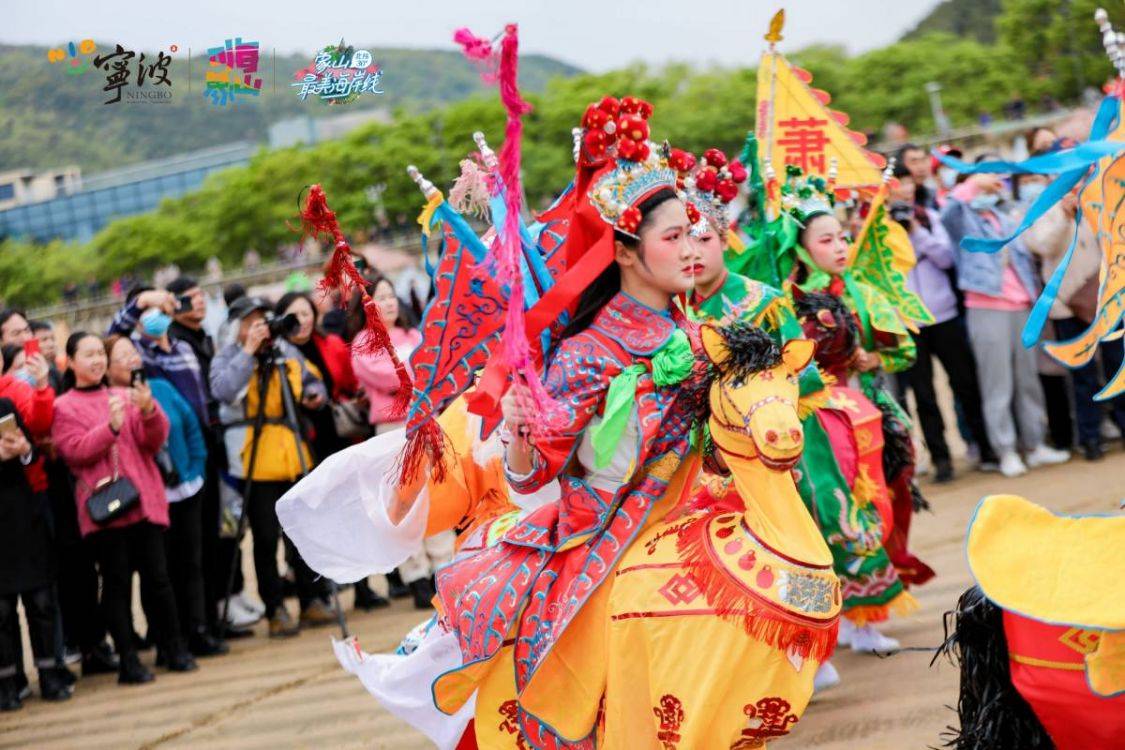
[351,276,422,433]
[52,332,197,685]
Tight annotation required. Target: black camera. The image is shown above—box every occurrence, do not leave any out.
[264,311,299,339]
[888,201,914,227]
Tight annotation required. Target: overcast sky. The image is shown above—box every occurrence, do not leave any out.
[8,0,940,71]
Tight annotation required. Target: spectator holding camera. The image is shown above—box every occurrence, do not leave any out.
[211,298,335,638]
[107,288,209,429]
[53,332,196,685]
[889,165,997,481]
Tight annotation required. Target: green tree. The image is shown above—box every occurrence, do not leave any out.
[833,33,1036,133]
[997,0,1123,100]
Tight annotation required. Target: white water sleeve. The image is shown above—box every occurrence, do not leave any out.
[332,624,473,750]
[277,428,428,583]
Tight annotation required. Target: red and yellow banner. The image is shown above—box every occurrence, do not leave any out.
[755,48,885,192]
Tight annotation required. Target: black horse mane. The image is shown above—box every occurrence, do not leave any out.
[794,289,860,342]
[932,586,1053,749]
[711,321,781,381]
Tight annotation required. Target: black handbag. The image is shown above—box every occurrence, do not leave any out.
[83,446,140,526]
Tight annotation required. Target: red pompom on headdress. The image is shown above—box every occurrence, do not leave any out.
[682,148,747,233]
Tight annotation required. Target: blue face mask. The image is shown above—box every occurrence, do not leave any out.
[140,308,172,338]
[1020,182,1047,204]
[969,193,1000,212]
[14,370,36,387]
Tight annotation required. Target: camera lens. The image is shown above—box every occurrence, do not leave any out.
[266,312,300,338]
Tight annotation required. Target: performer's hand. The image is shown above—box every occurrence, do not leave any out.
[501,382,533,435]
[501,382,534,475]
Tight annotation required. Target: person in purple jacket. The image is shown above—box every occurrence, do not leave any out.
[890,164,997,482]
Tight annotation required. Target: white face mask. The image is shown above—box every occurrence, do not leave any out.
[1020,182,1047,204]
[939,168,957,189]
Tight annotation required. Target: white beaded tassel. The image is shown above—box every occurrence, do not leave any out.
[1096,8,1125,77]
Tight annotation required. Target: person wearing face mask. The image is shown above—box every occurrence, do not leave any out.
[941,158,1071,478]
[1018,169,1124,461]
[107,287,210,429]
[931,145,963,207]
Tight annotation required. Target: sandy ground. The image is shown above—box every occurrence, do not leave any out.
[2,448,1122,749]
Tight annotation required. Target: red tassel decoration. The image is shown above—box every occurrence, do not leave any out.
[298,184,413,421]
[395,419,452,486]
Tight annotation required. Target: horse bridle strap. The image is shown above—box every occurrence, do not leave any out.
[714,380,796,436]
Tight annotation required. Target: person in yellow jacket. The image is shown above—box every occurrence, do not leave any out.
[211,296,335,637]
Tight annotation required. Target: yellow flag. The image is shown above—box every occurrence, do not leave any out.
[1044,98,1125,399]
[755,50,885,191]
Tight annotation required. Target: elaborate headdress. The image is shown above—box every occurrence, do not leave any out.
[680,148,748,236]
[779,162,836,226]
[456,93,684,424]
[394,28,697,480]
[581,96,681,236]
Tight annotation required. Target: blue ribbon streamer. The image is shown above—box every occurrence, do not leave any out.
[1019,98,1122,347]
[931,96,1123,347]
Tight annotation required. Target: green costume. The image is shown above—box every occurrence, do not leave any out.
[730,146,933,622]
